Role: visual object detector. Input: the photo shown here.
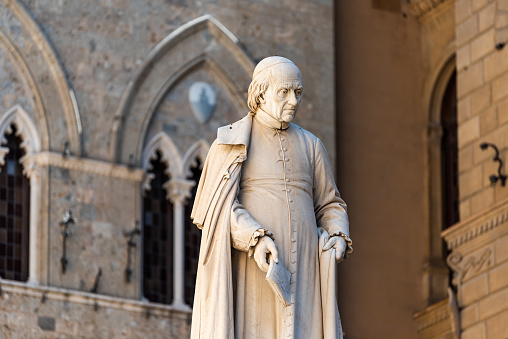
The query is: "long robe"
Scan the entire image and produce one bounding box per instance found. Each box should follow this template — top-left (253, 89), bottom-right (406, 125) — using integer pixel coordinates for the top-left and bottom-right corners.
top-left (231, 116), bottom-right (349, 338)
top-left (191, 114), bottom-right (350, 339)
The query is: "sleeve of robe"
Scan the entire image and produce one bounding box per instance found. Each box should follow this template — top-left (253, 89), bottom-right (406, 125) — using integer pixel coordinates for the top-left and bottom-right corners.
top-left (313, 138), bottom-right (352, 254)
top-left (230, 199), bottom-right (270, 253)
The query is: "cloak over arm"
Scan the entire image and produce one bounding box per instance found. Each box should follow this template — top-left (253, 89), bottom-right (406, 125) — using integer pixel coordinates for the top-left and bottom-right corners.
top-left (312, 138), bottom-right (352, 254)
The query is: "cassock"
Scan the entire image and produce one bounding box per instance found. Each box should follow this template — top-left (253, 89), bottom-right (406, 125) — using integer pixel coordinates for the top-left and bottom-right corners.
top-left (190, 114), bottom-right (351, 339)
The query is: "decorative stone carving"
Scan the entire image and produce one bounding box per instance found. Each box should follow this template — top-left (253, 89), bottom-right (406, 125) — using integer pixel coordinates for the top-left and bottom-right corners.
top-left (447, 248), bottom-right (492, 286)
top-left (142, 133), bottom-right (209, 192)
top-left (409, 0), bottom-right (451, 18)
top-left (165, 178), bottom-right (195, 204)
top-left (0, 105), bottom-right (41, 163)
top-left (442, 200), bottom-right (508, 251)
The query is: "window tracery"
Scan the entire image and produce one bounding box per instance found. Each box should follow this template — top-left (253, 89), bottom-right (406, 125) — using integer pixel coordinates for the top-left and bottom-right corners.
top-left (0, 126), bottom-right (30, 282)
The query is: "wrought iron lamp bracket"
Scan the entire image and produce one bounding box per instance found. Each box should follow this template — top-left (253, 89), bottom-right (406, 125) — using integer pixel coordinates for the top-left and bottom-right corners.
top-left (59, 209), bottom-right (77, 274)
top-left (124, 222), bottom-right (141, 283)
top-left (480, 142), bottom-right (507, 187)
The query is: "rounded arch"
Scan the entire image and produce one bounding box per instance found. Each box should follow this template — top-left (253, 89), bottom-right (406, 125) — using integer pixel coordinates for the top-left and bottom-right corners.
top-left (423, 51), bottom-right (457, 304)
top-left (182, 139), bottom-right (209, 178)
top-left (111, 14), bottom-right (255, 165)
top-left (0, 0), bottom-right (82, 155)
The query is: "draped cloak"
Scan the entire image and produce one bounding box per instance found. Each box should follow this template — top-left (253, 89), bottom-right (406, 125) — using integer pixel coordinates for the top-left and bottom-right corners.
top-left (190, 114), bottom-right (350, 339)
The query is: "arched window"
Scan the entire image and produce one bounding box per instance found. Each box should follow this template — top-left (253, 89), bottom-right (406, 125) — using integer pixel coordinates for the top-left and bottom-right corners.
top-left (142, 151), bottom-right (173, 304)
top-left (441, 71), bottom-right (459, 232)
top-left (184, 158), bottom-right (202, 306)
top-left (0, 125), bottom-right (30, 282)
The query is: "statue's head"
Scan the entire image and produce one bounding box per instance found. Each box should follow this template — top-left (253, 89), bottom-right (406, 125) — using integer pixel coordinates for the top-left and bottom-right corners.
top-left (248, 56), bottom-right (303, 123)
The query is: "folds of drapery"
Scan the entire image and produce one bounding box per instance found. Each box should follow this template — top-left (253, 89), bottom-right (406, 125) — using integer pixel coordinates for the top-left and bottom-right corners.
top-left (318, 227), bottom-right (344, 339)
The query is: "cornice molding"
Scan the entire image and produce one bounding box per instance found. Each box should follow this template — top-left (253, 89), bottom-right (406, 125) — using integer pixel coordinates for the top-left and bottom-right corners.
top-left (413, 299), bottom-right (450, 333)
top-left (442, 198), bottom-right (508, 251)
top-left (409, 0), bottom-right (452, 19)
top-left (0, 279), bottom-right (191, 317)
top-left (28, 152), bottom-right (145, 182)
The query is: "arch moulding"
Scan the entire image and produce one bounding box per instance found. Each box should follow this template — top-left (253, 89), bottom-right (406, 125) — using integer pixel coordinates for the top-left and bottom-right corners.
top-left (111, 14), bottom-right (255, 166)
top-left (0, 0), bottom-right (82, 155)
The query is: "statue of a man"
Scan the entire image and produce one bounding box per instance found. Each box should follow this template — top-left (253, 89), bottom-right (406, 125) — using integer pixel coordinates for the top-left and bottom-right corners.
top-left (190, 56), bottom-right (352, 339)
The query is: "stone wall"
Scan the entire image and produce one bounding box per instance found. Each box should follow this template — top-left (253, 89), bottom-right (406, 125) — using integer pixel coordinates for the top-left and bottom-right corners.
top-left (23, 0), bottom-right (336, 165)
top-left (443, 198), bottom-right (508, 339)
top-left (0, 0), bottom-right (335, 338)
top-left (450, 1), bottom-right (508, 335)
top-left (455, 0), bottom-right (508, 218)
top-left (0, 280), bottom-right (190, 339)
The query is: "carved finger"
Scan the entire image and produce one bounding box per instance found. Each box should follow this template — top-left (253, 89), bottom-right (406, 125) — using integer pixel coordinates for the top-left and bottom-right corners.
top-left (260, 258), bottom-right (269, 272)
top-left (335, 249), bottom-right (342, 261)
top-left (323, 237), bottom-right (337, 251)
top-left (268, 242), bottom-right (279, 263)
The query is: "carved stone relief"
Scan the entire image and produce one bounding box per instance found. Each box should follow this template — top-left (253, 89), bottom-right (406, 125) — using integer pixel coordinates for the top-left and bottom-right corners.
top-left (447, 247), bottom-right (493, 286)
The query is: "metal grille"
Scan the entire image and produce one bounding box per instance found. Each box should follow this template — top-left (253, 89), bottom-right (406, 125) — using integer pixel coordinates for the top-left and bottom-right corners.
top-left (441, 71), bottom-right (459, 231)
top-left (0, 126), bottom-right (30, 282)
top-left (184, 159), bottom-right (202, 306)
top-left (143, 152), bottom-right (173, 304)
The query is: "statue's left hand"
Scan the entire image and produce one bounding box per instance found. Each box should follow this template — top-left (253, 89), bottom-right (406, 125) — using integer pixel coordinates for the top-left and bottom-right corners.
top-left (323, 236), bottom-right (347, 261)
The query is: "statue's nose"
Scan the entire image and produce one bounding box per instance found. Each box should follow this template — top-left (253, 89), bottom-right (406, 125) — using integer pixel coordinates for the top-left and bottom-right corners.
top-left (287, 90), bottom-right (297, 106)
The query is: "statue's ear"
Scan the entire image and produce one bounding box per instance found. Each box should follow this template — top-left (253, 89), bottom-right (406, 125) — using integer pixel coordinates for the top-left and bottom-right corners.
top-left (258, 93), bottom-right (266, 104)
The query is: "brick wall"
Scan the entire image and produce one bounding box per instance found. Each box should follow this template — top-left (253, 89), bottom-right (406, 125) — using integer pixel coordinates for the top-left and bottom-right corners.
top-left (443, 199), bottom-right (508, 338)
top-left (456, 0), bottom-right (508, 218)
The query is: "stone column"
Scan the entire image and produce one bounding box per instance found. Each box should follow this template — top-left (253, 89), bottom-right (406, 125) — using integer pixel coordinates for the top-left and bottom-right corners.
top-left (22, 157), bottom-right (40, 285)
top-left (166, 178), bottom-right (195, 310)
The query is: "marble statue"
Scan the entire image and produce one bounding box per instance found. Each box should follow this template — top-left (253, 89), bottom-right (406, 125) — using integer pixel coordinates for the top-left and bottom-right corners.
top-left (190, 56), bottom-right (353, 339)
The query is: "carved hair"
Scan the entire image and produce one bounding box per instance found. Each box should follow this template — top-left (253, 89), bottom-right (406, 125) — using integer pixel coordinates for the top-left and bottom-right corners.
top-left (247, 56), bottom-right (301, 113)
top-left (247, 73), bottom-right (270, 112)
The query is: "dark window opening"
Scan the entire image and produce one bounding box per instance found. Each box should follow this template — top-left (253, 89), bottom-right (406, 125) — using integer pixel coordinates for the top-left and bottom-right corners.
top-left (0, 125), bottom-right (30, 282)
top-left (441, 71), bottom-right (459, 234)
top-left (143, 152), bottom-right (173, 304)
top-left (184, 158), bottom-right (202, 306)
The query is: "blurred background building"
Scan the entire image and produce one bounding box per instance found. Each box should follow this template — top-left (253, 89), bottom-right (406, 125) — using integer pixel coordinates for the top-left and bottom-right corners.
top-left (0, 0), bottom-right (506, 338)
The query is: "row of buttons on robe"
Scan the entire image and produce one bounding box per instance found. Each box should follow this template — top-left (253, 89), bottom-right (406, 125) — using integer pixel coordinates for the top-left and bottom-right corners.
top-left (277, 133), bottom-right (298, 283)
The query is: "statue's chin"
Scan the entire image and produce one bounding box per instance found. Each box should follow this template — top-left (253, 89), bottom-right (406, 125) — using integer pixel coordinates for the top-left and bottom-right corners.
top-left (281, 112), bottom-right (296, 123)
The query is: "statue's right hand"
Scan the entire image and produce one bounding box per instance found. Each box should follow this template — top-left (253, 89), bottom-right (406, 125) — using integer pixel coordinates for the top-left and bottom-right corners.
top-left (253, 236), bottom-right (279, 273)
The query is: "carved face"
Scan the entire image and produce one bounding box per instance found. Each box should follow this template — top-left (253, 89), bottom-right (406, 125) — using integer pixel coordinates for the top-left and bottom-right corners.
top-left (259, 63), bottom-right (303, 123)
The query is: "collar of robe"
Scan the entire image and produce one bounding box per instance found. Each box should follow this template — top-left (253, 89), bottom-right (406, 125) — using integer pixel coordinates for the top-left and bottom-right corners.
top-left (254, 109), bottom-right (290, 130)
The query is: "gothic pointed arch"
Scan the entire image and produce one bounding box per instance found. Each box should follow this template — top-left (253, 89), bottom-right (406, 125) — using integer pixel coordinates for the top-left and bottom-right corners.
top-left (0, 0), bottom-right (82, 155)
top-left (182, 140), bottom-right (209, 179)
top-left (142, 132), bottom-right (183, 192)
top-left (111, 14), bottom-right (255, 165)
top-left (0, 104), bottom-right (42, 284)
top-left (0, 105), bottom-right (41, 166)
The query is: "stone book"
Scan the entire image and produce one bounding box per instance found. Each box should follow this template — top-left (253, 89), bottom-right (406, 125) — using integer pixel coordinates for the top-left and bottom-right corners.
top-left (265, 256), bottom-right (291, 307)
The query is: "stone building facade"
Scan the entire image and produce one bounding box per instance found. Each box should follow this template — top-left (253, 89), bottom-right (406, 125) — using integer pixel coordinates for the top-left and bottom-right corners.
top-left (2, 0), bottom-right (508, 338)
top-left (335, 1), bottom-right (508, 338)
top-left (0, 0), bottom-right (335, 338)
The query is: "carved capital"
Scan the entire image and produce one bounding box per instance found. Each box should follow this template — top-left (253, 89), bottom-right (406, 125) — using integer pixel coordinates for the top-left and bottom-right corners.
top-left (164, 178), bottom-right (195, 204)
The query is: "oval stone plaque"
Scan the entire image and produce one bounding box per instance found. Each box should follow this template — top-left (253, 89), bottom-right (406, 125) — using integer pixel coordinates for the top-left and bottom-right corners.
top-left (188, 82), bottom-right (217, 123)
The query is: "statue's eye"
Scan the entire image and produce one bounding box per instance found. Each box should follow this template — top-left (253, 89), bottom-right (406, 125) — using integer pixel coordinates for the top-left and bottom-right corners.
top-left (295, 90), bottom-right (302, 96)
top-left (281, 89), bottom-right (288, 95)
